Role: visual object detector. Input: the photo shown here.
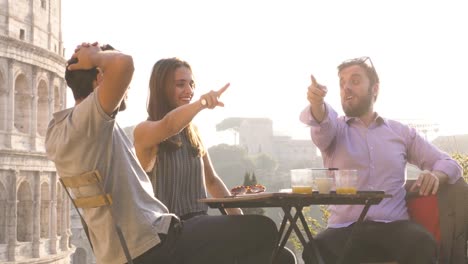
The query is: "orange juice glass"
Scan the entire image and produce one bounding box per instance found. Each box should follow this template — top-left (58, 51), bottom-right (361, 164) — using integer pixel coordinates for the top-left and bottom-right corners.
top-left (292, 186), bottom-right (313, 194)
top-left (290, 169), bottom-right (313, 194)
top-left (335, 170), bottom-right (358, 194)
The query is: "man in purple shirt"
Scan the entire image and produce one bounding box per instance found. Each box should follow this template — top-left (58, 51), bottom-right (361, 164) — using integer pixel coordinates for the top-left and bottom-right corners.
top-left (299, 57), bottom-right (462, 264)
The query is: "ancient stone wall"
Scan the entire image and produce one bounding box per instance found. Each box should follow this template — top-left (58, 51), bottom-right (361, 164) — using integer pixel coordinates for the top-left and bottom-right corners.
top-left (0, 0), bottom-right (74, 263)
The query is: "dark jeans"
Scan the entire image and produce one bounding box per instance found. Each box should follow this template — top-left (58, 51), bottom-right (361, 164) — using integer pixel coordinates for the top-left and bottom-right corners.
top-left (132, 215), bottom-right (278, 264)
top-left (181, 212), bottom-right (297, 264)
top-left (302, 220), bottom-right (437, 264)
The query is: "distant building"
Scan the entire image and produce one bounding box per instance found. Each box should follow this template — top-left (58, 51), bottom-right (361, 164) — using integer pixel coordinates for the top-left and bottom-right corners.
top-left (0, 0), bottom-right (74, 263)
top-left (238, 118), bottom-right (274, 156)
top-left (273, 135), bottom-right (320, 169)
top-left (217, 117), bottom-right (319, 169)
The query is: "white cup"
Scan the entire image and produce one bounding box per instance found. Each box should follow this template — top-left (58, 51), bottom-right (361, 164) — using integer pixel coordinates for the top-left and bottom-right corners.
top-left (316, 177), bottom-right (334, 194)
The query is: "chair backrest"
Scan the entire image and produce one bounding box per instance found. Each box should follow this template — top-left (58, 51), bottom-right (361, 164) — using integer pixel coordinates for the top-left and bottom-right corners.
top-left (405, 178), bottom-right (468, 264)
top-left (60, 170), bottom-right (134, 264)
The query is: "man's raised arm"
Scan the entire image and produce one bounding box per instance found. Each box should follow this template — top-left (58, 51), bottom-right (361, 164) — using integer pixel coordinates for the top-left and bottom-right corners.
top-left (68, 42), bottom-right (134, 115)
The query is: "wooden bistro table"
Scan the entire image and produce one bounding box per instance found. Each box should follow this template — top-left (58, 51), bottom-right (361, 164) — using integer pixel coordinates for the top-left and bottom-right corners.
top-left (199, 191), bottom-right (392, 264)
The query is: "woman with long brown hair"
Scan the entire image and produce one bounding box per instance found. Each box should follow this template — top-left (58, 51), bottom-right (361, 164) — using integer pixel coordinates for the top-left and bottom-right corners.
top-left (134, 57), bottom-right (297, 263)
top-left (134, 57), bottom-right (242, 219)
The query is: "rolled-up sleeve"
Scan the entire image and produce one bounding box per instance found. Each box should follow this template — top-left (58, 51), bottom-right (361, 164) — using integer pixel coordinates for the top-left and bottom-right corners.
top-left (299, 105), bottom-right (315, 126)
top-left (433, 159), bottom-right (462, 184)
top-left (406, 127), bottom-right (462, 184)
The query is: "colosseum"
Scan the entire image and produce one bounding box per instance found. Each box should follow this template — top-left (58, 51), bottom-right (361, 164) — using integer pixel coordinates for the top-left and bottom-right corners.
top-left (0, 0), bottom-right (76, 263)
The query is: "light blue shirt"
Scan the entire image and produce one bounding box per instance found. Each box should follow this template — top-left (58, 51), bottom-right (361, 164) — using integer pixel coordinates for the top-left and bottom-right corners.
top-left (300, 103), bottom-right (462, 228)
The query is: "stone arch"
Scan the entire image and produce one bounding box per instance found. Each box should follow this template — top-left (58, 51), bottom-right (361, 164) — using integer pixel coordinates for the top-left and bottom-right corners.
top-left (56, 182), bottom-right (63, 235)
top-left (14, 74), bottom-right (32, 134)
top-left (17, 181), bottom-right (33, 242)
top-left (40, 182), bottom-right (50, 238)
top-left (0, 71), bottom-right (6, 131)
top-left (37, 79), bottom-right (48, 136)
top-left (72, 247), bottom-right (88, 264)
top-left (0, 182), bottom-right (6, 243)
top-left (54, 85), bottom-right (61, 112)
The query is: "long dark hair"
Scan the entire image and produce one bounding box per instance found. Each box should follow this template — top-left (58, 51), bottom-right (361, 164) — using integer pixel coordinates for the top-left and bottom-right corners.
top-left (147, 58), bottom-right (205, 156)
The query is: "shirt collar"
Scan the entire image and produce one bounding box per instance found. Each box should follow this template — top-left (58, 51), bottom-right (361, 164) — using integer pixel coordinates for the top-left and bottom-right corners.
top-left (345, 112), bottom-right (387, 126)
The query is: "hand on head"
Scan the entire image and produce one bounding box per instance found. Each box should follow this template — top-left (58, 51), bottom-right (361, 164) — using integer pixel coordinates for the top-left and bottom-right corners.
top-left (67, 42), bottom-right (101, 71)
top-left (199, 83), bottom-right (230, 109)
top-left (307, 74), bottom-right (328, 106)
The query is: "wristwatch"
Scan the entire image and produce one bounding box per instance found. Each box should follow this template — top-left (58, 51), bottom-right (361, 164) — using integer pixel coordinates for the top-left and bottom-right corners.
top-left (200, 98), bottom-right (207, 106)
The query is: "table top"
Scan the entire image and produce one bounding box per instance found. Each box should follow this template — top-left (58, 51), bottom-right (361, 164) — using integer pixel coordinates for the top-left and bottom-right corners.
top-left (199, 191), bottom-right (392, 209)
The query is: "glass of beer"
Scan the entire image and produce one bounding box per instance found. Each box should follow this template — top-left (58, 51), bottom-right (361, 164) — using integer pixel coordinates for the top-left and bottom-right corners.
top-left (335, 170), bottom-right (358, 194)
top-left (290, 169), bottom-right (314, 194)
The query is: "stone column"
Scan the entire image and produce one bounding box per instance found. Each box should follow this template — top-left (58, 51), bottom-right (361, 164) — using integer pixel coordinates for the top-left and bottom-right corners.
top-left (32, 171), bottom-right (41, 258)
top-left (49, 172), bottom-right (57, 254)
top-left (58, 0), bottom-right (63, 56)
top-left (29, 0), bottom-right (34, 43)
top-left (48, 73), bottom-right (54, 119)
top-left (61, 78), bottom-right (66, 110)
top-left (30, 67), bottom-right (38, 151)
top-left (5, 59), bottom-right (14, 148)
top-left (6, 170), bottom-right (18, 262)
top-left (4, 0), bottom-right (9, 36)
top-left (0, 87), bottom-right (7, 131)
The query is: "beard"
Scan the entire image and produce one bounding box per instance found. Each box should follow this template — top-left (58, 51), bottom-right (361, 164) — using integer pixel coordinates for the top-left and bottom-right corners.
top-left (342, 87), bottom-right (374, 117)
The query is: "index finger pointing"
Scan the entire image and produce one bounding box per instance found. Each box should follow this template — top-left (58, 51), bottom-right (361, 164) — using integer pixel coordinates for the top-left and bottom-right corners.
top-left (216, 83), bottom-right (230, 97)
top-left (310, 74), bottom-right (318, 87)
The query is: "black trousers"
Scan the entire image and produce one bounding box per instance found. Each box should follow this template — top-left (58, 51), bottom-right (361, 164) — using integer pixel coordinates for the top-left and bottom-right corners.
top-left (132, 215), bottom-right (279, 264)
top-left (302, 220), bottom-right (437, 264)
top-left (180, 212), bottom-right (297, 264)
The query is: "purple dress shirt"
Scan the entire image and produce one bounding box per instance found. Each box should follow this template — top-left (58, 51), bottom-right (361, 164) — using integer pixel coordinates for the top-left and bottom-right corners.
top-left (300, 103), bottom-right (462, 228)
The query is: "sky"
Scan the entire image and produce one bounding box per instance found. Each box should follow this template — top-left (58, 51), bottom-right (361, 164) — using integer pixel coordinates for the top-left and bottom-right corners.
top-left (62, 0), bottom-right (468, 147)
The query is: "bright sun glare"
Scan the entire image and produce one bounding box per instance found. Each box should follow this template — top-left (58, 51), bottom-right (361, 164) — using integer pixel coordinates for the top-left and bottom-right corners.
top-left (62, 1), bottom-right (468, 147)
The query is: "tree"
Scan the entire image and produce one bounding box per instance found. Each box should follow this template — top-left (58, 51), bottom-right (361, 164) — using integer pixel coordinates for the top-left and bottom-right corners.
top-left (242, 171), bottom-right (252, 186)
top-left (208, 144), bottom-right (255, 189)
top-left (452, 153), bottom-right (468, 182)
top-left (253, 153), bottom-right (278, 173)
top-left (251, 172), bottom-right (257, 184)
top-left (241, 171), bottom-right (265, 216)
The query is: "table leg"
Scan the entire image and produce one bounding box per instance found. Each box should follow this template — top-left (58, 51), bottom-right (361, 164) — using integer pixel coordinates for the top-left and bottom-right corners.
top-left (273, 207), bottom-right (291, 260)
top-left (278, 206), bottom-right (301, 248)
top-left (277, 207), bottom-right (290, 246)
top-left (281, 206), bottom-right (325, 264)
top-left (336, 200), bottom-right (372, 264)
top-left (296, 206), bottom-right (314, 242)
top-left (218, 208), bottom-right (227, 215)
top-left (296, 207), bottom-right (324, 264)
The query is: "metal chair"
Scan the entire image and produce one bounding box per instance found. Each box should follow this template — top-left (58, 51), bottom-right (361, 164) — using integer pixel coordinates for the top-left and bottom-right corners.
top-left (59, 170), bottom-right (134, 264)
